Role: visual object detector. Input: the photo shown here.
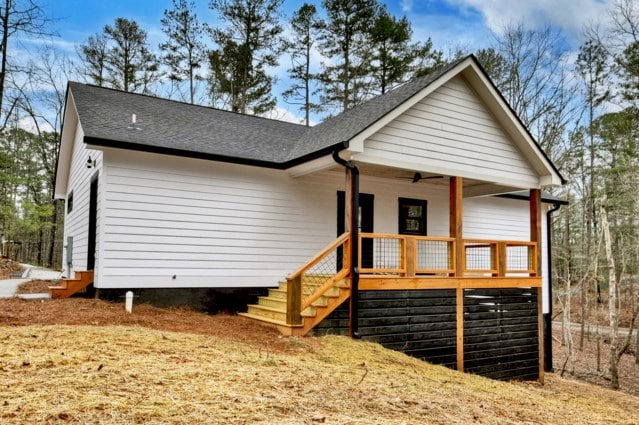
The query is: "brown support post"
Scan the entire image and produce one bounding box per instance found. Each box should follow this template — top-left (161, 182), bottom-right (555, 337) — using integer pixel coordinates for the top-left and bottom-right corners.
top-left (530, 188), bottom-right (544, 383)
top-left (450, 177), bottom-right (464, 372)
top-left (497, 242), bottom-right (507, 277)
top-left (450, 177), bottom-right (464, 277)
top-left (344, 169), bottom-right (352, 233)
top-left (530, 189), bottom-right (542, 277)
top-left (456, 285), bottom-right (464, 372)
top-left (286, 275), bottom-right (302, 326)
top-left (405, 237), bottom-right (416, 277)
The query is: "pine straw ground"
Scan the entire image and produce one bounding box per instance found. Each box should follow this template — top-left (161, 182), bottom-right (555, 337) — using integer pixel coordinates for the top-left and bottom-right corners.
top-left (1, 298), bottom-right (639, 424)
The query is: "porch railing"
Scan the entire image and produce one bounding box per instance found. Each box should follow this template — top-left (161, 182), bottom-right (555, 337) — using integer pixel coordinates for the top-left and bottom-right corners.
top-left (359, 233), bottom-right (455, 276)
top-left (285, 232), bottom-right (351, 325)
top-left (359, 233), bottom-right (536, 278)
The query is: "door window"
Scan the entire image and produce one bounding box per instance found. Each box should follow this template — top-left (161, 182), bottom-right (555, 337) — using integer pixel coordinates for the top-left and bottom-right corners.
top-left (398, 198), bottom-right (427, 235)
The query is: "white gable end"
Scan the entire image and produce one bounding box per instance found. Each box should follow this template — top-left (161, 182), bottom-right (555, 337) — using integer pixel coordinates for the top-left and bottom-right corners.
top-left (358, 76), bottom-right (539, 189)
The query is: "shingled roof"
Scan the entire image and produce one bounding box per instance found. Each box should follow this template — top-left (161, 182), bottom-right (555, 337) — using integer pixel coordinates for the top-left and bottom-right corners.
top-left (285, 58), bottom-right (464, 161)
top-left (69, 82), bottom-right (309, 166)
top-left (67, 57), bottom-right (468, 168)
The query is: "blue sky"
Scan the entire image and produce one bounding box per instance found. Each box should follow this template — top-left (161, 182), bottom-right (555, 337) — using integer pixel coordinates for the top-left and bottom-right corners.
top-left (45, 0), bottom-right (610, 49)
top-left (34, 0), bottom-right (613, 123)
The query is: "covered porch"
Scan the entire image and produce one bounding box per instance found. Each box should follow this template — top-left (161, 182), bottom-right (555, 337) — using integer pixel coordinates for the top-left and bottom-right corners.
top-left (243, 170), bottom-right (545, 380)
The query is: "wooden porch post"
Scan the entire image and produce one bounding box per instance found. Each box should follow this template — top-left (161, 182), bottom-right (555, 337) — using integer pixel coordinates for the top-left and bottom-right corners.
top-left (530, 188), bottom-right (544, 383)
top-left (450, 176), bottom-right (464, 372)
top-left (344, 169), bottom-right (352, 233)
top-left (450, 177), bottom-right (464, 277)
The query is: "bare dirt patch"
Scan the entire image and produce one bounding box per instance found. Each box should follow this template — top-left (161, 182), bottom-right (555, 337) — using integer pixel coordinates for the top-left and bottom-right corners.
top-left (0, 258), bottom-right (21, 279)
top-left (15, 279), bottom-right (54, 294)
top-left (0, 298), bottom-right (299, 354)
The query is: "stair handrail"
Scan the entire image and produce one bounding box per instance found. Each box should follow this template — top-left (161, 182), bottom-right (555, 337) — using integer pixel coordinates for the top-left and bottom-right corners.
top-left (286, 232), bottom-right (351, 325)
top-left (301, 268), bottom-right (350, 311)
top-left (286, 232), bottom-right (351, 281)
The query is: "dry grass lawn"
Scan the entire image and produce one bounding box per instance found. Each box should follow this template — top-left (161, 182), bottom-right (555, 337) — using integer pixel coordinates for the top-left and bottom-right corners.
top-left (1, 299), bottom-right (638, 424)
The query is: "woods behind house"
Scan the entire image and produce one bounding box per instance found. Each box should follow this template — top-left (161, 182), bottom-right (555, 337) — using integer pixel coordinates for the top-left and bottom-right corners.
top-left (0, 0), bottom-right (638, 389)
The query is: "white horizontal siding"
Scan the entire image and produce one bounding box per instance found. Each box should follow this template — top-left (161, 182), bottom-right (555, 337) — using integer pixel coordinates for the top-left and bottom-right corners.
top-left (99, 150), bottom-right (343, 288)
top-left (98, 149), bottom-right (547, 291)
top-left (359, 175), bottom-right (449, 237)
top-left (61, 120), bottom-right (103, 277)
top-left (464, 197), bottom-right (530, 241)
top-left (362, 76), bottom-right (539, 187)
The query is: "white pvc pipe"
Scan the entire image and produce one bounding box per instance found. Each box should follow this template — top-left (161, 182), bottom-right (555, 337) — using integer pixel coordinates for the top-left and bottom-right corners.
top-left (125, 291), bottom-right (133, 313)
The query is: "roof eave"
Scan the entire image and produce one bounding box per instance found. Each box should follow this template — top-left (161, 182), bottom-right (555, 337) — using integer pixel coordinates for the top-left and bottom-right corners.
top-left (54, 85), bottom-right (78, 200)
top-left (84, 137), bottom-right (349, 170)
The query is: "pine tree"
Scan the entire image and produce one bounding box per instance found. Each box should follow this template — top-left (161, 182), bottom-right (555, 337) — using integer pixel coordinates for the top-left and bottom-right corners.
top-left (160, 0), bottom-right (207, 104)
top-left (78, 33), bottom-right (109, 86)
top-left (208, 0), bottom-right (282, 114)
top-left (368, 7), bottom-right (414, 95)
top-left (316, 0), bottom-right (379, 112)
top-left (282, 3), bottom-right (319, 126)
top-left (103, 18), bottom-right (158, 93)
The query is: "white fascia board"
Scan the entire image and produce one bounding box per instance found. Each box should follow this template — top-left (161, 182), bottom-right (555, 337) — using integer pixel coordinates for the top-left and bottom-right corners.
top-left (460, 64), bottom-right (563, 185)
top-left (286, 146), bottom-right (368, 177)
top-left (286, 154), bottom-right (336, 177)
top-left (540, 174), bottom-right (563, 187)
top-left (54, 92), bottom-right (79, 200)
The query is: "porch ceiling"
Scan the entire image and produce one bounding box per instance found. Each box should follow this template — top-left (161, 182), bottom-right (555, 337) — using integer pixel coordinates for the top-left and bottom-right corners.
top-left (342, 162), bottom-right (523, 196)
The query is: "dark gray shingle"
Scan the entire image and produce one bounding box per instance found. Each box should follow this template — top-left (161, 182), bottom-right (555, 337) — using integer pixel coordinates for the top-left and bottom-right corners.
top-left (69, 82), bottom-right (309, 164)
top-left (68, 57), bottom-right (471, 166)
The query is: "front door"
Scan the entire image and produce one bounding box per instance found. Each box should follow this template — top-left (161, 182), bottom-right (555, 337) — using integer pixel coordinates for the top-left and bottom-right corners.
top-left (337, 191), bottom-right (374, 268)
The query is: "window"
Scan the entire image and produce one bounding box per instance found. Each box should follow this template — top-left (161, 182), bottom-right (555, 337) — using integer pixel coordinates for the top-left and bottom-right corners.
top-left (67, 191), bottom-right (74, 214)
top-left (398, 198), bottom-right (427, 235)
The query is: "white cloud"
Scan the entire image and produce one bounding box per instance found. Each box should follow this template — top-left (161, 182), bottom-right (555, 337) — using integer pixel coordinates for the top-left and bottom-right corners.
top-left (444, 0), bottom-right (611, 43)
top-left (401, 0), bottom-right (414, 13)
top-left (17, 116), bottom-right (55, 134)
top-left (259, 106), bottom-right (309, 125)
top-left (408, 9), bottom-right (492, 53)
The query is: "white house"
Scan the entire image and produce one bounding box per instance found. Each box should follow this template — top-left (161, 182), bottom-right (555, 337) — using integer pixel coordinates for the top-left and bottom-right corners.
top-left (54, 56), bottom-right (565, 380)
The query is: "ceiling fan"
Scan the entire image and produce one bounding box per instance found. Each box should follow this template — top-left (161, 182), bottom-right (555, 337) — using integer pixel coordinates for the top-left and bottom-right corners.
top-left (409, 172), bottom-right (445, 183)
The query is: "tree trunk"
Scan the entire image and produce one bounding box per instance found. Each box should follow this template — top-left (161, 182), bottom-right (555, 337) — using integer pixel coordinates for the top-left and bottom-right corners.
top-left (635, 308), bottom-right (639, 365)
top-left (561, 207), bottom-right (574, 375)
top-left (600, 197), bottom-right (620, 389)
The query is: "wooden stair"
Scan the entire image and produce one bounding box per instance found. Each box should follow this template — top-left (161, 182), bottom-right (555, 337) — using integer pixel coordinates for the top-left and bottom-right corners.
top-left (48, 271), bottom-right (94, 299)
top-left (239, 278), bottom-right (350, 336)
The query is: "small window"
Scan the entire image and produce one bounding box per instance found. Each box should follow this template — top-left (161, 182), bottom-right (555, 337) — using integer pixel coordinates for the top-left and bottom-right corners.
top-left (399, 198), bottom-right (427, 235)
top-left (67, 191), bottom-right (74, 214)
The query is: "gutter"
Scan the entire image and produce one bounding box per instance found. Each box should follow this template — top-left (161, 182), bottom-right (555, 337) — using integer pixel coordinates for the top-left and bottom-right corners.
top-left (545, 202), bottom-right (562, 372)
top-left (83, 138), bottom-right (350, 171)
top-left (332, 150), bottom-right (361, 339)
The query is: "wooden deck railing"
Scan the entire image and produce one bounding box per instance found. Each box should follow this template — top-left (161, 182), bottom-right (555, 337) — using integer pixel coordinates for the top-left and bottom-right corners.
top-left (285, 232), bottom-right (351, 325)
top-left (359, 233), bottom-right (536, 278)
top-left (283, 232), bottom-right (536, 325)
